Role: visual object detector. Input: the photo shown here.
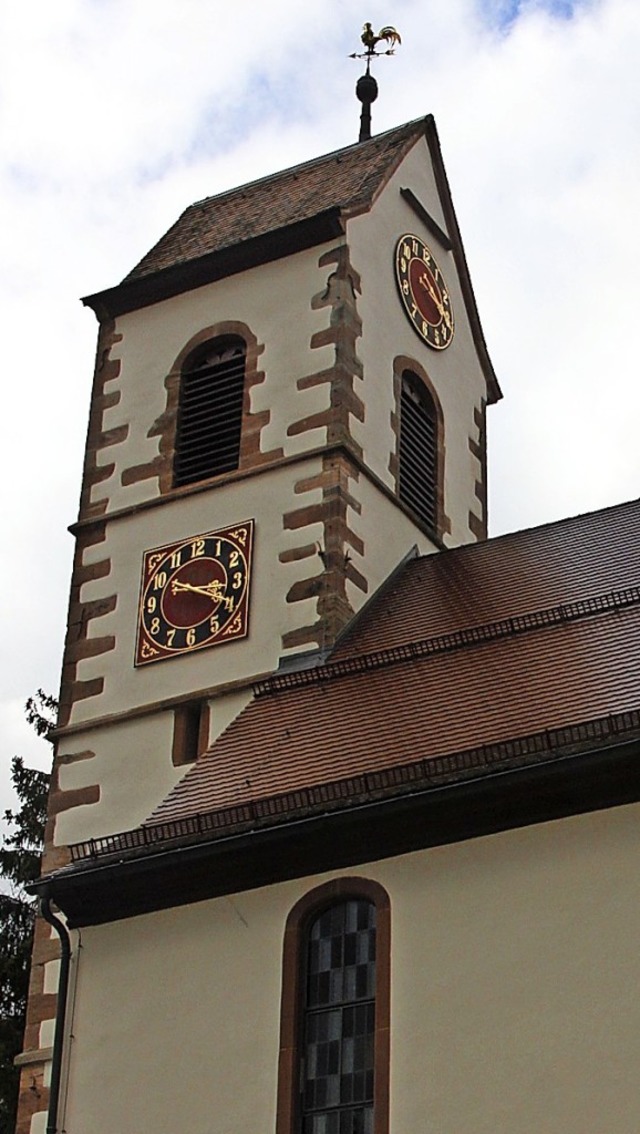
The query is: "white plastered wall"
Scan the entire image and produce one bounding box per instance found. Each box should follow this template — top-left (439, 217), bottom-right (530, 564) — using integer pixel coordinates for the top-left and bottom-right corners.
top-left (61, 802), bottom-right (640, 1134)
top-left (55, 688), bottom-right (251, 844)
top-left (343, 473), bottom-right (438, 613)
top-left (347, 136), bottom-right (489, 546)
top-left (94, 242), bottom-right (340, 514)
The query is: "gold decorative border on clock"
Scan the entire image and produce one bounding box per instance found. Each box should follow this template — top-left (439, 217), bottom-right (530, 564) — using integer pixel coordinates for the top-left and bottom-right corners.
top-left (135, 520), bottom-right (254, 666)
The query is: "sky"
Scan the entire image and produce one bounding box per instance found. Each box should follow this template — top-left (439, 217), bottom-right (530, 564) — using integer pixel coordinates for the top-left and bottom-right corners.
top-left (0, 0), bottom-right (638, 811)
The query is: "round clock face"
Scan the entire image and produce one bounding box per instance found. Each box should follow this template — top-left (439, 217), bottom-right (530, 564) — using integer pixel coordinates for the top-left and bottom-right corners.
top-left (395, 234), bottom-right (454, 350)
top-left (135, 521), bottom-right (254, 666)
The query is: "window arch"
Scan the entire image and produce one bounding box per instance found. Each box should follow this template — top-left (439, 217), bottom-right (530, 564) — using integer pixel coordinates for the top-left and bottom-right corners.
top-left (398, 369), bottom-right (438, 532)
top-left (173, 335), bottom-right (246, 487)
top-left (277, 879), bottom-right (390, 1134)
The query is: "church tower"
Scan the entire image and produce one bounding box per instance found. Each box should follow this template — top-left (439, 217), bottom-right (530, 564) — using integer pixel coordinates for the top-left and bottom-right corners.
top-left (50, 113), bottom-right (499, 853)
top-left (17, 113), bottom-right (505, 1133)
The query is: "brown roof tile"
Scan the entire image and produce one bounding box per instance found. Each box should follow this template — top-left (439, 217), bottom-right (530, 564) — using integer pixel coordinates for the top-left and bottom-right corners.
top-left (126, 119), bottom-right (424, 282)
top-left (143, 499), bottom-right (640, 830)
top-left (331, 498), bottom-right (640, 657)
top-left (146, 605), bottom-right (640, 825)
top-left (83, 116), bottom-right (502, 401)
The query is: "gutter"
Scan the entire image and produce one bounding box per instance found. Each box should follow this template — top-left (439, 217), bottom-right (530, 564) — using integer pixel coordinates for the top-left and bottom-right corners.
top-left (40, 898), bottom-right (72, 1134)
top-left (28, 734), bottom-right (640, 929)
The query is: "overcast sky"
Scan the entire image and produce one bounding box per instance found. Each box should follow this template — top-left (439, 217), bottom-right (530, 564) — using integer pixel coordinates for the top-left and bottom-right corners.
top-left (1, 0), bottom-right (638, 810)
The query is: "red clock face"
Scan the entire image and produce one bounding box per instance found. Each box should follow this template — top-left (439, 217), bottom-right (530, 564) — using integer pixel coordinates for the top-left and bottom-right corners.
top-left (135, 521), bottom-right (254, 666)
top-left (395, 234), bottom-right (454, 350)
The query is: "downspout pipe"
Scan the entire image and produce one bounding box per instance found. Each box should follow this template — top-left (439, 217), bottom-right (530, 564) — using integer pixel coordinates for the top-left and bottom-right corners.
top-left (40, 897), bottom-right (72, 1134)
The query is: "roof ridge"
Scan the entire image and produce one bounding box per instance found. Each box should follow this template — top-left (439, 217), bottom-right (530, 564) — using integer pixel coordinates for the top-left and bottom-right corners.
top-left (254, 585), bottom-right (640, 696)
top-left (68, 706), bottom-right (640, 864)
top-left (480, 496), bottom-right (640, 552)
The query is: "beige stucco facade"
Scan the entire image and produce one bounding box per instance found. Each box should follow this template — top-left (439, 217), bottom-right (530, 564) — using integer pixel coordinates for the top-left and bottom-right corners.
top-left (54, 802), bottom-right (640, 1134)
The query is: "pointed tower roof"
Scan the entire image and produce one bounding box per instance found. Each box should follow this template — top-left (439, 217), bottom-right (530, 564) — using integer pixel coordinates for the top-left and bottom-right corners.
top-left (127, 119), bottom-right (422, 283)
top-left (82, 114), bottom-right (501, 401)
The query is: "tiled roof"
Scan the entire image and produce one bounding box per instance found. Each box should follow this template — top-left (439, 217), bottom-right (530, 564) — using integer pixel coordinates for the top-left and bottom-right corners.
top-left (126, 119), bottom-right (424, 282)
top-left (331, 497), bottom-right (640, 656)
top-left (141, 498), bottom-right (640, 830)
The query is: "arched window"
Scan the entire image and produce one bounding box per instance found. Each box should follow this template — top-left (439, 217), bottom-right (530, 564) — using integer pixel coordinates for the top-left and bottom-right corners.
top-left (302, 899), bottom-right (376, 1134)
top-left (277, 879), bottom-right (390, 1134)
top-left (398, 369), bottom-right (438, 531)
top-left (173, 335), bottom-right (246, 487)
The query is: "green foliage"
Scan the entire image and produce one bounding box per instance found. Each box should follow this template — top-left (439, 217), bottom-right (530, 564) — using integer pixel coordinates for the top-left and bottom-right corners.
top-left (0, 692), bottom-right (54, 1133)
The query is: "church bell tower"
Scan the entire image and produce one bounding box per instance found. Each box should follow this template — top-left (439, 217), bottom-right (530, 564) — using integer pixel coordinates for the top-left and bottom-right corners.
top-left (17, 103), bottom-right (501, 1134)
top-left (51, 113), bottom-right (500, 820)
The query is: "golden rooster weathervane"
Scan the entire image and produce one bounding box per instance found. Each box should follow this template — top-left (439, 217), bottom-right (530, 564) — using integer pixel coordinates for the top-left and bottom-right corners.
top-left (349, 22), bottom-right (402, 143)
top-left (355, 23), bottom-right (402, 57)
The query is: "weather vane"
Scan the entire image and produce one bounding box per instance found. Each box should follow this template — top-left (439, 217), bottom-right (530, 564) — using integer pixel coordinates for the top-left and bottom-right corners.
top-left (350, 22), bottom-right (402, 143)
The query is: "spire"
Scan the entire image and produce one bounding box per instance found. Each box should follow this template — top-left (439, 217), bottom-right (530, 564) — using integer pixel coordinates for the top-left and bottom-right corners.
top-left (349, 22), bottom-right (401, 143)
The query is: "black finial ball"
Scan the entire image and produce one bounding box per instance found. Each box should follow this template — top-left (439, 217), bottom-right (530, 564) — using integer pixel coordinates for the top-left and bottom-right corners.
top-left (356, 72), bottom-right (379, 105)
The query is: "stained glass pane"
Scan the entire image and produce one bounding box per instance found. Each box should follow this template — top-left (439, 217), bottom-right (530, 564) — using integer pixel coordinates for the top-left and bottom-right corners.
top-left (302, 900), bottom-right (376, 1134)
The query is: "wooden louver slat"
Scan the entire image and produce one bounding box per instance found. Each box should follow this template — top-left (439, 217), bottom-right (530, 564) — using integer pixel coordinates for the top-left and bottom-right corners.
top-left (173, 340), bottom-right (246, 487)
top-left (398, 373), bottom-right (438, 531)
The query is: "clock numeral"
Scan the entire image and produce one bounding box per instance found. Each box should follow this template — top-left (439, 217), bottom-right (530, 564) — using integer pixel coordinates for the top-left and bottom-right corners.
top-left (150, 617), bottom-right (160, 636)
top-left (412, 238), bottom-right (419, 255)
top-left (402, 279), bottom-right (409, 295)
top-left (214, 540), bottom-right (222, 556)
top-left (170, 550), bottom-right (182, 569)
top-left (232, 571), bottom-right (243, 590)
top-left (402, 242), bottom-right (411, 260)
top-left (153, 571), bottom-right (167, 591)
top-left (229, 549), bottom-right (239, 568)
top-left (147, 596), bottom-right (156, 614)
top-left (210, 616), bottom-right (220, 635)
top-left (167, 629), bottom-right (176, 647)
top-left (191, 539), bottom-right (205, 558)
top-left (186, 627), bottom-right (196, 647)
top-left (422, 320), bottom-right (429, 337)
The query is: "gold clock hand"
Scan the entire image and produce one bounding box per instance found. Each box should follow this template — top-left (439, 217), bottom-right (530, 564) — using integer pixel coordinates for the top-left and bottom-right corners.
top-left (171, 580), bottom-right (224, 600)
top-left (418, 272), bottom-right (452, 330)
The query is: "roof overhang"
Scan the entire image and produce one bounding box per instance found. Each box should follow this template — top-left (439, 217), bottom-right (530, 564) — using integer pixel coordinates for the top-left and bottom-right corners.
top-left (31, 735), bottom-right (640, 928)
top-left (82, 207), bottom-right (346, 320)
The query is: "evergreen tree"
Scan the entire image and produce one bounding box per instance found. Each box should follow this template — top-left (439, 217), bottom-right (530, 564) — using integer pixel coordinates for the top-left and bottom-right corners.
top-left (0, 691), bottom-right (54, 1132)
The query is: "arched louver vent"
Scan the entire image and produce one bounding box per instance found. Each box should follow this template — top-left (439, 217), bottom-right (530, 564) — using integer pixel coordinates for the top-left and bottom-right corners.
top-left (173, 336), bottom-right (246, 488)
top-left (398, 371), bottom-right (437, 531)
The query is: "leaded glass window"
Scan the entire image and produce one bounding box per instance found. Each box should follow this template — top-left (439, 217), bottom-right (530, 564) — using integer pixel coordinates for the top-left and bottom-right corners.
top-left (301, 899), bottom-right (376, 1134)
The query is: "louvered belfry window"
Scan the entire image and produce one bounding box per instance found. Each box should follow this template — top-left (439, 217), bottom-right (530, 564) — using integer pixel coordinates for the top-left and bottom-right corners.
top-left (398, 370), bottom-right (438, 531)
top-left (173, 336), bottom-right (246, 488)
top-left (301, 899), bottom-right (376, 1134)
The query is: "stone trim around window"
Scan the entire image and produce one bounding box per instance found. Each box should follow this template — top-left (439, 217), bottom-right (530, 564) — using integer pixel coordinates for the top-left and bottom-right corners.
top-left (122, 320), bottom-right (283, 495)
